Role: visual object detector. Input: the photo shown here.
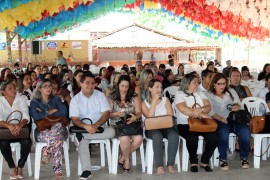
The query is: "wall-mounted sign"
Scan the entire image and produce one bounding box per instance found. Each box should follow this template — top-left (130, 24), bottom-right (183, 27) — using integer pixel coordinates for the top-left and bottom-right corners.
top-left (47, 42), bottom-right (57, 50)
top-left (60, 41), bottom-right (69, 49)
top-left (0, 42), bottom-right (6, 50)
top-left (11, 42), bottom-right (18, 50)
top-left (72, 42), bottom-right (82, 49)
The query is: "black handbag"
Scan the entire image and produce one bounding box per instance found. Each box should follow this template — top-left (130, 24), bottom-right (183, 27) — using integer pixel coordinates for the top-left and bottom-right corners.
top-left (0, 110), bottom-right (29, 140)
top-left (69, 118), bottom-right (104, 134)
top-left (227, 109), bottom-right (252, 124)
top-left (115, 115), bottom-right (143, 136)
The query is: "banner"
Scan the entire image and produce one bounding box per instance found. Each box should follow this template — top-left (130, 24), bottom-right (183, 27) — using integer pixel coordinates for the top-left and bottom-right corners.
top-left (47, 42), bottom-right (57, 50)
top-left (11, 41), bottom-right (18, 50)
top-left (71, 41), bottom-right (82, 49)
top-left (0, 42), bottom-right (6, 50)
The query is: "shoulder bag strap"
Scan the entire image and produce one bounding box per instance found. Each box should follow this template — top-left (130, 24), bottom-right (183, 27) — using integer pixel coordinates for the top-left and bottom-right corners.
top-left (81, 118), bottom-right (93, 124)
top-left (6, 110), bottom-right (22, 123)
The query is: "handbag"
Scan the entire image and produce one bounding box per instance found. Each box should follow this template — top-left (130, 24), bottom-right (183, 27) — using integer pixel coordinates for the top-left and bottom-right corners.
top-left (69, 118), bottom-right (104, 134)
top-left (115, 115), bottom-right (143, 136)
top-left (35, 116), bottom-right (69, 131)
top-left (227, 110), bottom-right (252, 124)
top-left (250, 116), bottom-right (265, 134)
top-left (0, 110), bottom-right (29, 140)
top-left (188, 103), bottom-right (218, 132)
top-left (144, 115), bottom-right (176, 130)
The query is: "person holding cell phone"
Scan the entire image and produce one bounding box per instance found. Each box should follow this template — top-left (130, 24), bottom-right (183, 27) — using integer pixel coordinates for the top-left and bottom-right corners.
top-left (108, 75), bottom-right (143, 173)
top-left (205, 73), bottom-right (251, 171)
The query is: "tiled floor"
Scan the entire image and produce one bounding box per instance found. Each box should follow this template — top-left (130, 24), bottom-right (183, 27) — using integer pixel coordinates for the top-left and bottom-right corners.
top-left (1, 141), bottom-right (270, 180)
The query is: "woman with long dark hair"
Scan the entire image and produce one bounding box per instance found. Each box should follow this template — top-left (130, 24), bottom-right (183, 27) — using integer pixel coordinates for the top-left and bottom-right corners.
top-left (258, 63), bottom-right (270, 81)
top-left (108, 75), bottom-right (143, 172)
top-left (205, 73), bottom-right (251, 170)
top-left (67, 69), bottom-right (83, 98)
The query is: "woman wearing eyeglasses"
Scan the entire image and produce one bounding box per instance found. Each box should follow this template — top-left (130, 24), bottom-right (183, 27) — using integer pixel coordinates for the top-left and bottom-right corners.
top-left (30, 79), bottom-right (68, 179)
top-left (205, 73), bottom-right (251, 171)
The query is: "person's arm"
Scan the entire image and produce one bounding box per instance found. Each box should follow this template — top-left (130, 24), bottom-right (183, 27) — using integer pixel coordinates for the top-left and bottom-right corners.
top-left (20, 96), bottom-right (30, 124)
top-left (201, 99), bottom-right (211, 114)
top-left (108, 98), bottom-right (124, 119)
top-left (165, 98), bottom-right (174, 116)
top-left (212, 113), bottom-right (228, 124)
top-left (94, 111), bottom-right (110, 127)
top-left (51, 97), bottom-right (67, 117)
top-left (244, 86), bottom-right (252, 97)
top-left (127, 96), bottom-right (142, 124)
top-left (30, 100), bottom-right (48, 120)
top-left (176, 102), bottom-right (194, 117)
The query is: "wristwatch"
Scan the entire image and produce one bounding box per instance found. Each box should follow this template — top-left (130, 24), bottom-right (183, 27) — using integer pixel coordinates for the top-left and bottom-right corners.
top-left (201, 107), bottom-right (204, 113)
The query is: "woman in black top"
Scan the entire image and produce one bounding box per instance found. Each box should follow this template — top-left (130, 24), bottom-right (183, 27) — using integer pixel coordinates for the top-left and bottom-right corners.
top-left (229, 69), bottom-right (252, 100)
top-left (258, 63), bottom-right (270, 81)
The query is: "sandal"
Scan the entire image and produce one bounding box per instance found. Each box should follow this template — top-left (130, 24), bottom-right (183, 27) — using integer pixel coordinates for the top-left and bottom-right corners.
top-left (54, 173), bottom-right (63, 179)
top-left (220, 160), bottom-right (229, 170)
top-left (242, 159), bottom-right (249, 169)
top-left (17, 168), bottom-right (24, 179)
top-left (10, 168), bottom-right (18, 180)
top-left (200, 164), bottom-right (213, 172)
top-left (157, 167), bottom-right (164, 175)
top-left (41, 154), bottom-right (50, 167)
top-left (167, 166), bottom-right (175, 174)
top-left (190, 165), bottom-right (198, 172)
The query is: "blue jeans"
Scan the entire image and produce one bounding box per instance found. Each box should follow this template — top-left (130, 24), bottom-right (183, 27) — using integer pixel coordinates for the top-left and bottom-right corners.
top-left (217, 121), bottom-right (251, 161)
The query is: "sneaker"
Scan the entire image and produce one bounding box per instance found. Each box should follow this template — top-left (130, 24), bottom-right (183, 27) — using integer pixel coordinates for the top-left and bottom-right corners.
top-left (242, 160), bottom-right (249, 169)
top-left (220, 160), bottom-right (229, 170)
top-left (79, 170), bottom-right (91, 179)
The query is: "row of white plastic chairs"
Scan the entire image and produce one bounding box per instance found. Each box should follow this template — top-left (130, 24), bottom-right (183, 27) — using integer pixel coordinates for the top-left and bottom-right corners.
top-left (1, 96), bottom-right (269, 179)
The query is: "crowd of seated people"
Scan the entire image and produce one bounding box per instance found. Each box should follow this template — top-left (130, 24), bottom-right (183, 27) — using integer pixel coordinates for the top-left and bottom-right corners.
top-left (0, 59), bottom-right (269, 180)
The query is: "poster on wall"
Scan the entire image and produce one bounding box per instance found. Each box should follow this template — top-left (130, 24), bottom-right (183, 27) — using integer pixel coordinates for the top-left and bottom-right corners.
top-left (59, 41), bottom-right (70, 49)
top-left (11, 42), bottom-right (18, 50)
top-left (22, 42), bottom-right (31, 50)
top-left (71, 42), bottom-right (82, 49)
top-left (0, 42), bottom-right (6, 50)
top-left (47, 42), bottom-right (57, 50)
top-left (178, 50), bottom-right (189, 64)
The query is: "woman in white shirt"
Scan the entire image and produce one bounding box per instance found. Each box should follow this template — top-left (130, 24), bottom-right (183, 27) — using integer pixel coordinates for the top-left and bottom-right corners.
top-left (142, 79), bottom-right (179, 174)
top-left (205, 73), bottom-right (251, 170)
top-left (0, 80), bottom-right (32, 179)
top-left (174, 73), bottom-right (219, 173)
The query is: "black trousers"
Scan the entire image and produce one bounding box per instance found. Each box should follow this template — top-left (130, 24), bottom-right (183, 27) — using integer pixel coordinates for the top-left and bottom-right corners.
top-left (0, 138), bottom-right (32, 168)
top-left (178, 124), bottom-right (219, 164)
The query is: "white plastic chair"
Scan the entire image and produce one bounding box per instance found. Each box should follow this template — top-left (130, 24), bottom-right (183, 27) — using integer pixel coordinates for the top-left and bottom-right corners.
top-left (180, 136), bottom-right (214, 171)
top-left (111, 138), bottom-right (145, 174)
top-left (145, 138), bottom-right (180, 174)
top-left (34, 141), bottom-right (70, 179)
top-left (0, 142), bottom-right (32, 180)
top-left (77, 139), bottom-right (112, 175)
top-left (241, 97), bottom-right (270, 168)
top-left (163, 86), bottom-right (179, 102)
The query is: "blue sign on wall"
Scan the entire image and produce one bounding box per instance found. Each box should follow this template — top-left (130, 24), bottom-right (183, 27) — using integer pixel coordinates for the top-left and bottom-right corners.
top-left (47, 42), bottom-right (57, 50)
top-left (0, 42), bottom-right (6, 50)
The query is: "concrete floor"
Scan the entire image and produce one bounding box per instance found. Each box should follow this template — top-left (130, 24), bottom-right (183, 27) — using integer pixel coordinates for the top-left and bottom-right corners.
top-left (2, 141), bottom-right (270, 180)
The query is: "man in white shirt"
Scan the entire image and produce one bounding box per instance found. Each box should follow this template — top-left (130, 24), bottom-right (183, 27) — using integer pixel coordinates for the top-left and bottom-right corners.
top-left (70, 72), bottom-right (115, 179)
top-left (198, 69), bottom-right (215, 93)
